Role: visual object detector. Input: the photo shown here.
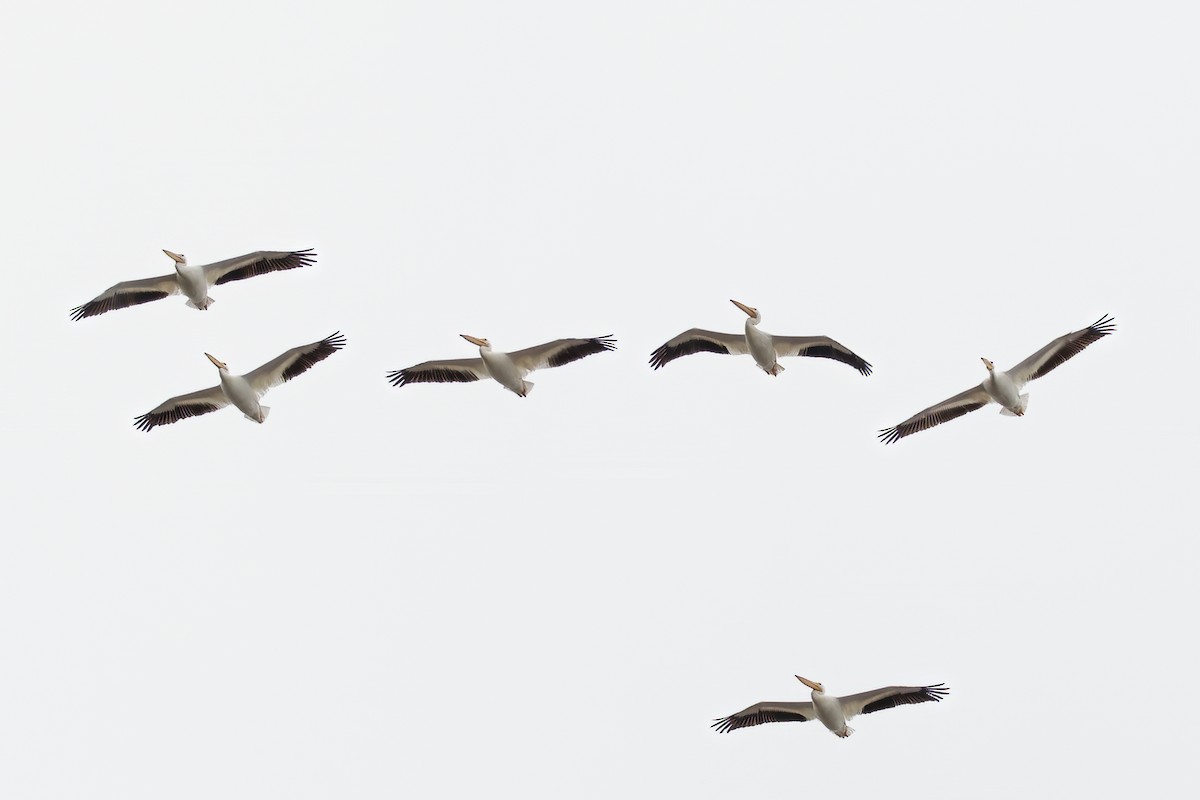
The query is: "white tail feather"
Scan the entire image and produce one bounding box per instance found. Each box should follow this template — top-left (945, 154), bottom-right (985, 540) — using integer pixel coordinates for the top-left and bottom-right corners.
top-left (520, 381), bottom-right (535, 397)
top-left (185, 296), bottom-right (215, 311)
top-left (1000, 394), bottom-right (1030, 417)
top-left (243, 406), bottom-right (270, 423)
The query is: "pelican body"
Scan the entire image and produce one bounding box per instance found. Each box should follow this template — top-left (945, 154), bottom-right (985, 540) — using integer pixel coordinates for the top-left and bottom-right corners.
top-left (470, 336), bottom-right (533, 396)
top-left (71, 248), bottom-right (317, 320)
top-left (387, 334), bottom-right (617, 397)
top-left (134, 332), bottom-right (346, 431)
top-left (713, 676), bottom-right (949, 739)
top-left (649, 300), bottom-right (872, 377)
top-left (879, 315), bottom-right (1116, 444)
top-left (800, 676), bottom-right (853, 737)
top-left (171, 252), bottom-right (212, 309)
top-left (207, 353), bottom-right (266, 422)
top-left (738, 300), bottom-right (784, 375)
top-left (982, 358), bottom-right (1024, 413)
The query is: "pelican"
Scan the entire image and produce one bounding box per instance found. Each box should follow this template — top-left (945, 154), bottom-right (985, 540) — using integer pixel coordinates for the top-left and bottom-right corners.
top-left (70, 248), bottom-right (317, 320)
top-left (714, 676), bottom-right (949, 739)
top-left (650, 300), bottom-right (872, 376)
top-left (387, 334), bottom-right (617, 397)
top-left (134, 332), bottom-right (346, 431)
top-left (878, 314), bottom-right (1116, 444)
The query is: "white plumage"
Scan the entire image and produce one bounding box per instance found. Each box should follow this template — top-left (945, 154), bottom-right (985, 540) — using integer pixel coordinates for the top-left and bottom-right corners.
top-left (134, 332), bottom-right (345, 431)
top-left (71, 248), bottom-right (316, 320)
top-left (879, 315), bottom-right (1116, 444)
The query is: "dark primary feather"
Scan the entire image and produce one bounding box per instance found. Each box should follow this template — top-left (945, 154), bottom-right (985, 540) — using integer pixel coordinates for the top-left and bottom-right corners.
top-left (544, 335), bottom-right (617, 368)
top-left (860, 684), bottom-right (950, 714)
top-left (279, 331), bottom-right (346, 383)
top-left (649, 334), bottom-right (732, 370)
top-left (386, 360), bottom-right (484, 387)
top-left (1024, 314), bottom-right (1116, 382)
top-left (70, 290), bottom-right (172, 321)
top-left (878, 386), bottom-right (990, 445)
top-left (212, 249), bottom-right (318, 285)
top-left (133, 400), bottom-right (224, 432)
top-left (711, 702), bottom-right (813, 734)
top-left (790, 341), bottom-right (873, 376)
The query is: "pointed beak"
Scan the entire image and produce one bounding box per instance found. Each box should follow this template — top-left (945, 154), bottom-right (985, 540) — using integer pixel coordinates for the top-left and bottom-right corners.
top-left (980, 357), bottom-right (993, 371)
top-left (730, 299), bottom-right (755, 318)
top-left (461, 334), bottom-right (487, 347)
top-left (163, 249), bottom-right (185, 264)
top-left (205, 352), bottom-right (226, 369)
top-left (795, 675), bottom-right (821, 691)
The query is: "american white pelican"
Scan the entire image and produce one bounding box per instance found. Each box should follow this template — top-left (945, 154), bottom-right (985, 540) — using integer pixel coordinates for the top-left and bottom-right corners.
top-left (714, 676), bottom-right (949, 738)
top-left (878, 314), bottom-right (1116, 444)
top-left (134, 332), bottom-right (346, 431)
top-left (71, 248), bottom-right (316, 320)
top-left (387, 335), bottom-right (617, 397)
top-left (650, 300), bottom-right (872, 376)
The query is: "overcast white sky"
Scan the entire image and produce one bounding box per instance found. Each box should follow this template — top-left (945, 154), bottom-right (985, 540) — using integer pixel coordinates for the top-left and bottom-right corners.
top-left (2, 1), bottom-right (1197, 797)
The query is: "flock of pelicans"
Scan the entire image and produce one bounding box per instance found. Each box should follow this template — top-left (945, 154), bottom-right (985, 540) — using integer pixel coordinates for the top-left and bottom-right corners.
top-left (71, 246), bottom-right (1118, 738)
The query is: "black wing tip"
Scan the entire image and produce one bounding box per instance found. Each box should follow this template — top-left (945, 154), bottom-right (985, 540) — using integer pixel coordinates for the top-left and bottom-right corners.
top-left (924, 683), bottom-right (950, 700)
top-left (593, 335), bottom-right (618, 351)
top-left (648, 345), bottom-right (669, 370)
top-left (69, 304), bottom-right (89, 321)
top-left (878, 426), bottom-right (902, 445)
top-left (710, 716), bottom-right (737, 734)
top-left (291, 248), bottom-right (318, 266)
top-left (1089, 314), bottom-right (1117, 336)
top-left (385, 369), bottom-right (408, 387)
top-left (320, 331), bottom-right (348, 349)
top-left (858, 360), bottom-right (874, 377)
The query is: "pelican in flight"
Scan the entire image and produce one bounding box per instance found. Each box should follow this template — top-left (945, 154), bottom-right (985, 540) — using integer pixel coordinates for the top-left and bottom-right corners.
top-left (878, 314), bottom-right (1116, 444)
top-left (387, 334), bottom-right (617, 397)
top-left (650, 300), bottom-right (872, 377)
top-left (134, 332), bottom-right (346, 431)
top-left (70, 248), bottom-right (317, 320)
top-left (714, 676), bottom-right (949, 739)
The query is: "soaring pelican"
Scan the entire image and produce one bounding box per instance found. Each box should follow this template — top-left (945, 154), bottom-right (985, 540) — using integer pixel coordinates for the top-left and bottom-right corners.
top-left (878, 314), bottom-right (1116, 444)
top-left (650, 300), bottom-right (872, 376)
top-left (134, 332), bottom-right (346, 431)
top-left (70, 248), bottom-right (317, 320)
top-left (387, 335), bottom-right (617, 397)
top-left (714, 676), bottom-right (949, 739)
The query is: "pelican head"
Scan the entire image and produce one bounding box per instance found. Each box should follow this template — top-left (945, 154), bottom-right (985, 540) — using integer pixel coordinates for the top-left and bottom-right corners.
top-left (461, 334), bottom-right (491, 350)
top-left (796, 675), bottom-right (825, 694)
top-left (730, 299), bottom-right (760, 321)
top-left (981, 357), bottom-right (995, 372)
top-left (205, 352), bottom-right (228, 371)
top-left (163, 249), bottom-right (187, 266)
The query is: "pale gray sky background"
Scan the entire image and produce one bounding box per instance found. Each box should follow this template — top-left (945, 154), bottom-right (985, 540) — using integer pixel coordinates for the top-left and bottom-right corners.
top-left (2, 2), bottom-right (1197, 797)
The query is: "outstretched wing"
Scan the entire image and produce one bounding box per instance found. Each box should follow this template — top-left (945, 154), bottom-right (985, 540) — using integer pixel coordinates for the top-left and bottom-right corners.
top-left (202, 249), bottom-right (318, 286)
top-left (1006, 314), bottom-right (1116, 387)
top-left (243, 331), bottom-right (347, 396)
top-left (837, 684), bottom-right (950, 720)
top-left (507, 336), bottom-right (617, 374)
top-left (649, 329), bottom-right (747, 370)
top-left (711, 701), bottom-right (815, 733)
top-left (70, 273), bottom-right (179, 320)
top-left (134, 384), bottom-right (229, 431)
top-left (772, 335), bottom-right (873, 376)
top-left (387, 358), bottom-right (488, 387)
top-left (878, 384), bottom-right (991, 444)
